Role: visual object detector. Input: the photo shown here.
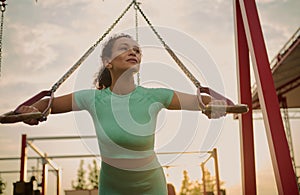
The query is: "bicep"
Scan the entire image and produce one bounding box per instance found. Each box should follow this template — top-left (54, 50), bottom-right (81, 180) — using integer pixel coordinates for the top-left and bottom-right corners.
top-left (167, 91), bottom-right (212, 110)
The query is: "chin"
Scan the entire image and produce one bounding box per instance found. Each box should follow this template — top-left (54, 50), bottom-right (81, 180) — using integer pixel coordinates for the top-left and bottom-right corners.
top-left (130, 64), bottom-right (140, 73)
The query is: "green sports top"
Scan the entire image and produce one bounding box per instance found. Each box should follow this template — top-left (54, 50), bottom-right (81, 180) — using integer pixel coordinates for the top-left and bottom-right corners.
top-left (74, 86), bottom-right (174, 161)
top-left (75, 86), bottom-right (173, 194)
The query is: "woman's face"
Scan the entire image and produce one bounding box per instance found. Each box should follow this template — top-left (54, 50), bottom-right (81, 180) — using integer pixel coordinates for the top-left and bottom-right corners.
top-left (107, 37), bottom-right (142, 73)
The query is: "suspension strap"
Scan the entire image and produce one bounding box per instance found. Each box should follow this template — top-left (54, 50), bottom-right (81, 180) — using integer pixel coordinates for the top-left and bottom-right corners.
top-left (0, 0), bottom-right (6, 77)
top-left (134, 1), bottom-right (141, 85)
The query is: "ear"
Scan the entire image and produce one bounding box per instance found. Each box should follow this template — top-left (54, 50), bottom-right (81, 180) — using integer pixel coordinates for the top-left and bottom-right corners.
top-left (103, 57), bottom-right (112, 69)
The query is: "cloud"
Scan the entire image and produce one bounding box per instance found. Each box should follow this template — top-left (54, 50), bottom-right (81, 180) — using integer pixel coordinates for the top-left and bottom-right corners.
top-left (181, 1), bottom-right (233, 35)
top-left (257, 0), bottom-right (288, 4)
top-left (179, 0), bottom-right (299, 66)
top-left (37, 0), bottom-right (91, 8)
top-left (8, 23), bottom-right (62, 71)
top-left (256, 0), bottom-right (300, 58)
top-left (1, 3), bottom-right (104, 85)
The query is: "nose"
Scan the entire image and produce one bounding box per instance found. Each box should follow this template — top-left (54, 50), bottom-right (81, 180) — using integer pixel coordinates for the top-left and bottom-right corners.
top-left (128, 49), bottom-right (137, 56)
top-left (129, 47), bottom-right (141, 55)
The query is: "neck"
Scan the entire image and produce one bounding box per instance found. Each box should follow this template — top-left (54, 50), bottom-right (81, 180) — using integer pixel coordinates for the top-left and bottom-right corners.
top-left (110, 71), bottom-right (136, 95)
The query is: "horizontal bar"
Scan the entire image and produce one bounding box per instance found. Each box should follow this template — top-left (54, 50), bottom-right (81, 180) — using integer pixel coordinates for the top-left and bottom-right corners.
top-left (27, 135), bottom-right (97, 141)
top-left (0, 169), bottom-right (57, 174)
top-left (157, 151), bottom-right (212, 155)
top-left (0, 151), bottom-right (213, 161)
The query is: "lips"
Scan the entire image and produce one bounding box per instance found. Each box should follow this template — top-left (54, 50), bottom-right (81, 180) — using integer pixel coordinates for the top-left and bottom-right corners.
top-left (126, 58), bottom-right (138, 63)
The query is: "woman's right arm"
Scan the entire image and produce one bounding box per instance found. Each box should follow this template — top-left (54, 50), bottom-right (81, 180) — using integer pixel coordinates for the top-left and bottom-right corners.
top-left (35, 93), bottom-right (75, 114)
top-left (17, 93), bottom-right (75, 125)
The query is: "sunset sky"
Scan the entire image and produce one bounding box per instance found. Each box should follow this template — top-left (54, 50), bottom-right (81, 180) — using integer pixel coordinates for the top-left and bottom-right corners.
top-left (0, 0), bottom-right (299, 194)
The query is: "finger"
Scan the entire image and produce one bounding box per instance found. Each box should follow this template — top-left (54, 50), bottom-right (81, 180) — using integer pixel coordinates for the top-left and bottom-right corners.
top-left (17, 106), bottom-right (39, 114)
top-left (203, 110), bottom-right (213, 119)
top-left (24, 119), bottom-right (39, 126)
top-left (16, 106), bottom-right (28, 113)
top-left (205, 111), bottom-right (226, 119)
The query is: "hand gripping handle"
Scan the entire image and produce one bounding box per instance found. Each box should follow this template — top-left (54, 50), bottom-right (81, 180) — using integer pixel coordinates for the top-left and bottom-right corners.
top-left (0, 90), bottom-right (53, 124)
top-left (197, 87), bottom-right (249, 114)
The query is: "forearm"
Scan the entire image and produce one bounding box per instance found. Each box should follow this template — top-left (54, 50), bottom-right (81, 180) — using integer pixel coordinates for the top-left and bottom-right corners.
top-left (31, 94), bottom-right (73, 114)
top-left (168, 91), bottom-right (206, 110)
top-left (168, 91), bottom-right (217, 111)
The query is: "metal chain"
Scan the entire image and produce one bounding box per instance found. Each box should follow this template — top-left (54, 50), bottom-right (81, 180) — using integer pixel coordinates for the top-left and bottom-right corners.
top-left (134, 1), bottom-right (139, 43)
top-left (134, 1), bottom-right (141, 85)
top-left (0, 1), bottom-right (6, 77)
top-left (51, 1), bottom-right (134, 93)
top-left (133, 1), bottom-right (201, 88)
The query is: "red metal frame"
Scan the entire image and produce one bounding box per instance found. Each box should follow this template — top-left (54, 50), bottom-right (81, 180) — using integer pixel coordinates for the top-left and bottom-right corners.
top-left (234, 1), bottom-right (257, 194)
top-left (20, 134), bottom-right (27, 182)
top-left (235, 0), bottom-right (299, 194)
top-left (19, 134), bottom-right (61, 195)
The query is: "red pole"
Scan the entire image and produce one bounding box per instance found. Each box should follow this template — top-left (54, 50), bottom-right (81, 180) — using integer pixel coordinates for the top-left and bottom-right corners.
top-left (20, 134), bottom-right (27, 182)
top-left (238, 0), bottom-right (299, 194)
top-left (234, 0), bottom-right (257, 194)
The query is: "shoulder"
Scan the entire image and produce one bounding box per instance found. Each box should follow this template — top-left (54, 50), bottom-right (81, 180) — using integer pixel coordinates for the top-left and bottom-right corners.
top-left (73, 88), bottom-right (108, 110)
top-left (73, 88), bottom-right (109, 97)
top-left (73, 89), bottom-right (98, 98)
top-left (137, 86), bottom-right (173, 94)
top-left (74, 88), bottom-right (113, 102)
top-left (137, 86), bottom-right (174, 107)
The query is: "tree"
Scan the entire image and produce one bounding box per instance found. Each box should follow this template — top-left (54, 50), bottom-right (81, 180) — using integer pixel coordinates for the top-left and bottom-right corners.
top-left (203, 168), bottom-right (214, 192)
top-left (190, 180), bottom-right (201, 195)
top-left (0, 175), bottom-right (6, 194)
top-left (179, 169), bottom-right (225, 195)
top-left (180, 170), bottom-right (191, 195)
top-left (179, 170), bottom-right (202, 195)
top-left (88, 159), bottom-right (100, 189)
top-left (72, 160), bottom-right (88, 190)
top-left (202, 167), bottom-right (225, 193)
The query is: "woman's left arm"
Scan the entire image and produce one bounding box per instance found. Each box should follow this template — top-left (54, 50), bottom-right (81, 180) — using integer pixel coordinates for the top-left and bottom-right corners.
top-left (167, 91), bottom-right (210, 110)
top-left (167, 91), bottom-right (226, 118)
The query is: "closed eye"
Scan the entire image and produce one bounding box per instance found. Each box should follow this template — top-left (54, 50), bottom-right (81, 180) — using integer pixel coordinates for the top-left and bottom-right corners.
top-left (133, 47), bottom-right (141, 54)
top-left (119, 46), bottom-right (129, 51)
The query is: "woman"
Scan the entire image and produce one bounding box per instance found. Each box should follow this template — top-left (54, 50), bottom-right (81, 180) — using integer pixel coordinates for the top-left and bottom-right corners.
top-left (18, 34), bottom-right (226, 194)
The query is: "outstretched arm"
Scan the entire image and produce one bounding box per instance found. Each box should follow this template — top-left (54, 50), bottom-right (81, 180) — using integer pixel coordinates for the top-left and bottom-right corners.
top-left (17, 93), bottom-right (75, 125)
top-left (167, 91), bottom-right (210, 110)
top-left (167, 91), bottom-right (226, 118)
